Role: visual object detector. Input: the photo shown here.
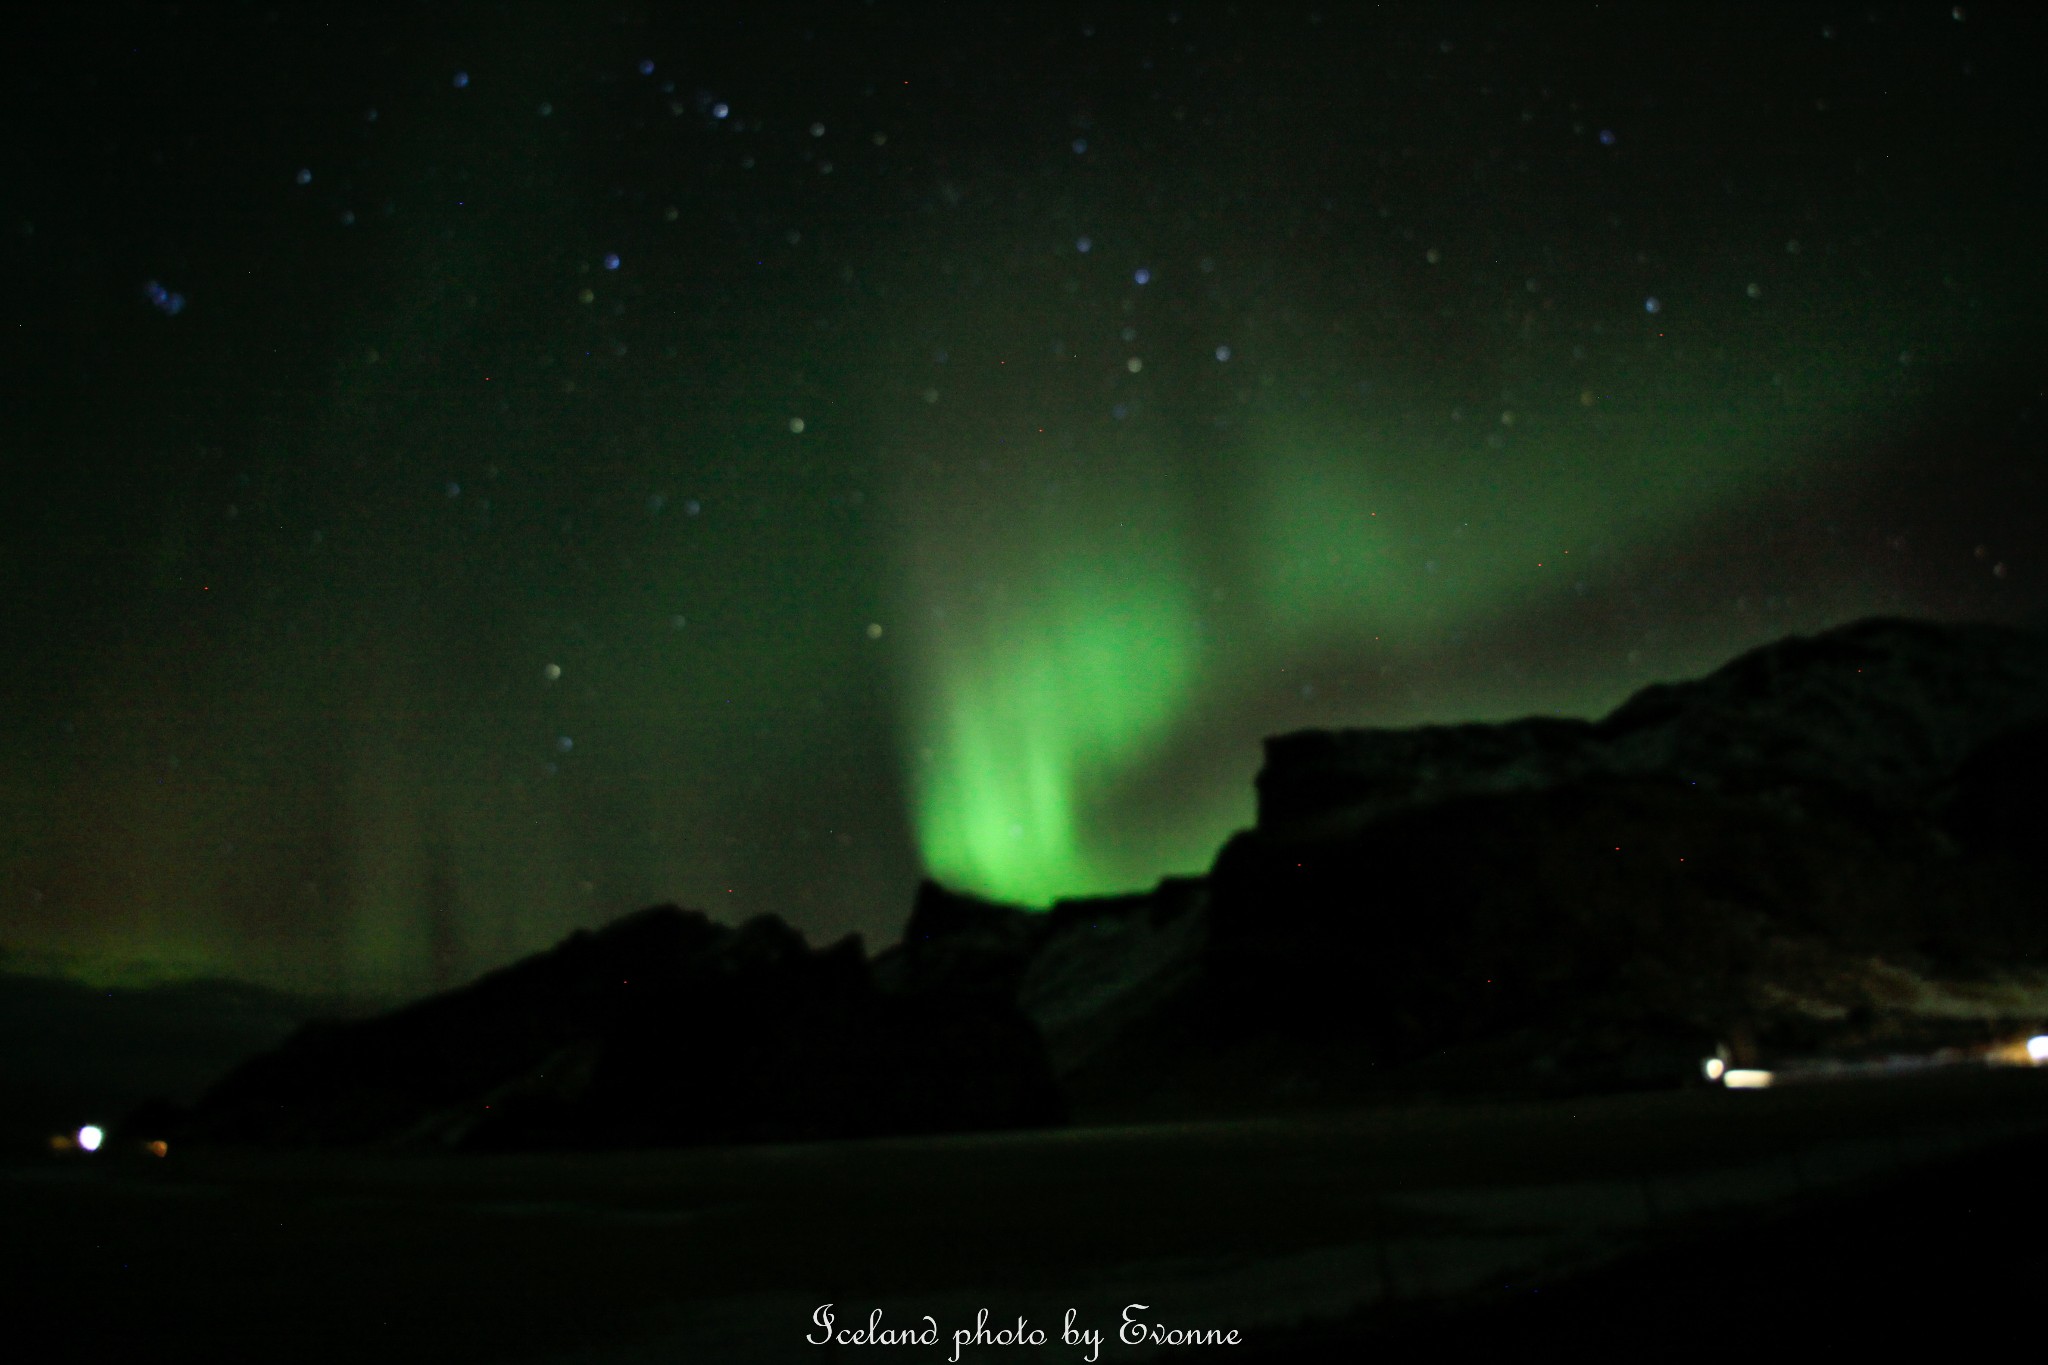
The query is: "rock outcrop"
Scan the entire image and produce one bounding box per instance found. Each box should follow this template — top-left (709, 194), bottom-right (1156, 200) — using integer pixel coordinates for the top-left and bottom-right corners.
top-left (873, 877), bottom-right (1210, 1079)
top-left (1255, 618), bottom-right (2048, 836)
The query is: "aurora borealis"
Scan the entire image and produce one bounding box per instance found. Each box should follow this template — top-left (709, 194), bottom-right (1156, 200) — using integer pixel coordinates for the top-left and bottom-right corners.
top-left (4, 2), bottom-right (2044, 994)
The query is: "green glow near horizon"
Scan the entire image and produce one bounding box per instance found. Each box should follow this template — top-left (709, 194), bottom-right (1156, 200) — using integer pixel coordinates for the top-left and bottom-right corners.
top-left (909, 544), bottom-right (1201, 906)
top-left (1252, 410), bottom-right (1743, 640)
top-left (901, 366), bottom-right (1891, 909)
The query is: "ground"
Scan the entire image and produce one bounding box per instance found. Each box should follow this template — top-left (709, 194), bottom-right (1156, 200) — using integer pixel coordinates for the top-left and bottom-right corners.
top-left (10, 1067), bottom-right (2046, 1362)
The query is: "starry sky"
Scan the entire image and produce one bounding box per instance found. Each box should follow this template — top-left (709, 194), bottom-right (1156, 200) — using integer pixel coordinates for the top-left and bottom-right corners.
top-left (3, 1), bottom-right (2043, 996)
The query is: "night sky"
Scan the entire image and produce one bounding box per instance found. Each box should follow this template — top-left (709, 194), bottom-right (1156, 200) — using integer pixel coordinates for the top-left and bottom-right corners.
top-left (4, 2), bottom-right (2043, 996)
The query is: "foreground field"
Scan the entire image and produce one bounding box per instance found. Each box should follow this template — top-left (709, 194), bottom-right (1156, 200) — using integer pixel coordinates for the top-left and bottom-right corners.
top-left (10, 1068), bottom-right (2048, 1362)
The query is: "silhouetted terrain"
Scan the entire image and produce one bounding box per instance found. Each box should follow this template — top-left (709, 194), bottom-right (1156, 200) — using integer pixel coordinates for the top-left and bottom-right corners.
top-left (133, 617), bottom-right (2048, 1150)
top-left (897, 617), bottom-right (2048, 1119)
top-left (11, 617), bottom-right (2048, 1364)
top-left (135, 906), bottom-right (1060, 1149)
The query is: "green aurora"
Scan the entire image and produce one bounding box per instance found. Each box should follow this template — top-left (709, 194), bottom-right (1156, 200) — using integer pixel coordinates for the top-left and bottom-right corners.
top-left (4, 3), bottom-right (2043, 988)
top-left (890, 245), bottom-right (1982, 905)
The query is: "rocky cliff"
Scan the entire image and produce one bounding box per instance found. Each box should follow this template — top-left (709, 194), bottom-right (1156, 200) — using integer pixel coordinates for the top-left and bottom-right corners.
top-left (945, 618), bottom-right (2048, 1116)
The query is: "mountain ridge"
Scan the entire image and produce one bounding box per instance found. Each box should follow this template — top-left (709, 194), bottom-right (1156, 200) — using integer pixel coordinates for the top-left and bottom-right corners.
top-left (133, 616), bottom-right (2048, 1146)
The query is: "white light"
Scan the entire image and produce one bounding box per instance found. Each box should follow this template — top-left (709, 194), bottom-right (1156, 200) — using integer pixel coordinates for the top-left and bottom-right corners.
top-left (76, 1125), bottom-right (104, 1152)
top-left (1722, 1069), bottom-right (1774, 1090)
top-left (2027, 1035), bottom-right (2048, 1063)
top-left (1701, 1057), bottom-right (1726, 1082)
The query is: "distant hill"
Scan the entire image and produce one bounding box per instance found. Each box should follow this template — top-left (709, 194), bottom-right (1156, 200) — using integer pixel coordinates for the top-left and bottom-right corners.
top-left (0, 971), bottom-right (323, 1146)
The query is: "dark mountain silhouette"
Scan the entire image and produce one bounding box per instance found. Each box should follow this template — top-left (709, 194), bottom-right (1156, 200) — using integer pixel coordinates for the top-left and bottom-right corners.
top-left (889, 617), bottom-right (2048, 1118)
top-left (137, 617), bottom-right (2048, 1147)
top-left (137, 906), bottom-right (1061, 1148)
